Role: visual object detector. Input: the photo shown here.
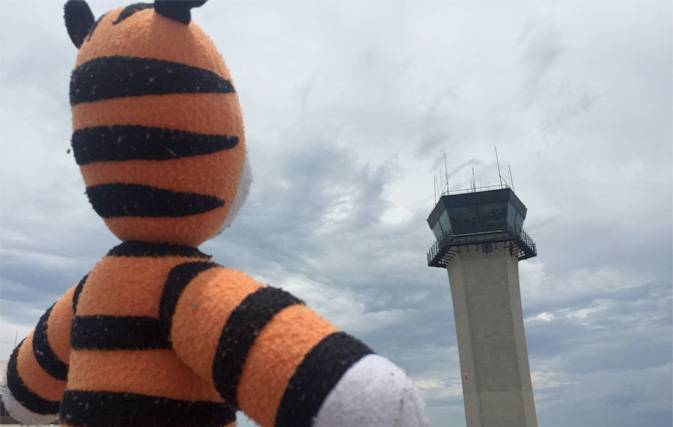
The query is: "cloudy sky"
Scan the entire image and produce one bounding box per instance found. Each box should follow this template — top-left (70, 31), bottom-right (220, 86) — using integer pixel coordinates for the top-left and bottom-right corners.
top-left (1, 1), bottom-right (671, 426)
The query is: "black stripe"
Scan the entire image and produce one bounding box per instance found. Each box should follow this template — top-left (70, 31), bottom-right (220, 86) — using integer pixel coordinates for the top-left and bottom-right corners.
top-left (33, 305), bottom-right (69, 381)
top-left (71, 315), bottom-right (170, 350)
top-left (70, 56), bottom-right (235, 105)
top-left (86, 183), bottom-right (225, 218)
top-left (213, 287), bottom-right (303, 408)
top-left (72, 125), bottom-right (239, 165)
top-left (6, 339), bottom-right (60, 415)
top-left (159, 261), bottom-right (219, 339)
top-left (72, 274), bottom-right (88, 314)
top-left (275, 332), bottom-right (374, 427)
top-left (60, 390), bottom-right (236, 427)
top-left (113, 3), bottom-right (153, 24)
top-left (108, 241), bottom-right (211, 259)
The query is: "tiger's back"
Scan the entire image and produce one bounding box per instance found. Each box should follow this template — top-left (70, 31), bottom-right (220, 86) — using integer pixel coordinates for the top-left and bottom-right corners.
top-left (65, 242), bottom-right (235, 427)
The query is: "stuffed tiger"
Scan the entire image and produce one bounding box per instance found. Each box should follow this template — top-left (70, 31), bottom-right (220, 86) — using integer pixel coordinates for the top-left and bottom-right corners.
top-left (1, 1), bottom-right (429, 427)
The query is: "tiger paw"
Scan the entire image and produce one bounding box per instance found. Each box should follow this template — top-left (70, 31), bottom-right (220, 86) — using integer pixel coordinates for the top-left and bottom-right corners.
top-left (314, 355), bottom-right (429, 427)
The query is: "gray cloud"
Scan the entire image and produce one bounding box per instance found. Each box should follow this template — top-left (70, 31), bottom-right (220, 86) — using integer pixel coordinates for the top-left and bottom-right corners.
top-left (517, 17), bottom-right (564, 107)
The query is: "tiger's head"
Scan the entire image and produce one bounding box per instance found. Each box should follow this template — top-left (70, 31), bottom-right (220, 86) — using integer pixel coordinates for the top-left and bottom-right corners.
top-left (64, 0), bottom-right (250, 247)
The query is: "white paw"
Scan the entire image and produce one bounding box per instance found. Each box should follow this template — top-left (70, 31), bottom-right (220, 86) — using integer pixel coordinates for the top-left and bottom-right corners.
top-left (314, 354), bottom-right (429, 427)
top-left (2, 367), bottom-right (59, 425)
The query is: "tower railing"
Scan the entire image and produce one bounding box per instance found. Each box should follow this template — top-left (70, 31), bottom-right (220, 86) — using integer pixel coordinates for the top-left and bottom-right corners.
top-left (427, 223), bottom-right (537, 268)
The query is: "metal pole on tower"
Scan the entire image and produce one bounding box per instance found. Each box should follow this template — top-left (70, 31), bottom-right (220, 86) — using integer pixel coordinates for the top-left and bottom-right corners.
top-left (495, 146), bottom-right (503, 188)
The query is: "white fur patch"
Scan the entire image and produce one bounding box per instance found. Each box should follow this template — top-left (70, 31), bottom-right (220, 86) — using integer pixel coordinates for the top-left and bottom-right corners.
top-left (314, 354), bottom-right (429, 427)
top-left (1, 367), bottom-right (59, 425)
top-left (211, 152), bottom-right (252, 238)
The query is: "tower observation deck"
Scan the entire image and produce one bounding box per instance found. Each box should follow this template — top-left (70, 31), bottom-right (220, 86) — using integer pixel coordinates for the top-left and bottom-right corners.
top-left (427, 186), bottom-right (537, 268)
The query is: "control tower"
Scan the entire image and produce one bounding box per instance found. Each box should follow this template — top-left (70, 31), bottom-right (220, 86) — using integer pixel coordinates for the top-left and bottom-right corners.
top-left (427, 185), bottom-right (538, 427)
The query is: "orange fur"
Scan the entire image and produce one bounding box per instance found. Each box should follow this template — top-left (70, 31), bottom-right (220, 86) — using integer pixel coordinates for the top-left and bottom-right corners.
top-left (47, 286), bottom-right (77, 364)
top-left (80, 150), bottom-right (244, 197)
top-left (171, 268), bottom-right (264, 380)
top-left (75, 8), bottom-right (231, 79)
top-left (236, 307), bottom-right (339, 427)
top-left (102, 211), bottom-right (227, 246)
top-left (17, 332), bottom-right (66, 401)
top-left (77, 256), bottom-right (205, 317)
top-left (68, 350), bottom-right (222, 402)
top-left (71, 93), bottom-right (244, 135)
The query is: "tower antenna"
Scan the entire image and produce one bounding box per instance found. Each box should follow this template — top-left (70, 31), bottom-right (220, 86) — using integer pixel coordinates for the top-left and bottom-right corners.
top-left (439, 167), bottom-right (444, 195)
top-left (495, 146), bottom-right (503, 188)
top-left (444, 153), bottom-right (449, 195)
top-left (472, 167), bottom-right (476, 192)
top-left (508, 165), bottom-right (515, 191)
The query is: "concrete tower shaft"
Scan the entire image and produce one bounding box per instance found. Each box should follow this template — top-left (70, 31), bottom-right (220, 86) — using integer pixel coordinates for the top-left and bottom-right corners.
top-left (448, 245), bottom-right (537, 427)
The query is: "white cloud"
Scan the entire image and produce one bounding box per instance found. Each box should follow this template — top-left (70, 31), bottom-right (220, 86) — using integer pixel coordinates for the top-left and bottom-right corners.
top-left (564, 304), bottom-right (608, 323)
top-left (526, 311), bottom-right (555, 323)
top-left (531, 370), bottom-right (577, 390)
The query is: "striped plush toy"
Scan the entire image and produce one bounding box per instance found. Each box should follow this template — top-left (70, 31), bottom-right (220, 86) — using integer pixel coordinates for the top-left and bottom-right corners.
top-left (1, 1), bottom-right (429, 427)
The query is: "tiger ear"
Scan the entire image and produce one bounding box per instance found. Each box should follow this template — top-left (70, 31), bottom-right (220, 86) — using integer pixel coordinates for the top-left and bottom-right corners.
top-left (154, 0), bottom-right (207, 25)
top-left (64, 0), bottom-right (95, 49)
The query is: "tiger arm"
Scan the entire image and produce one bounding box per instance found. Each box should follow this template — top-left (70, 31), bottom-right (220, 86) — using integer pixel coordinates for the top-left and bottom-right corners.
top-left (160, 262), bottom-right (428, 427)
top-left (2, 278), bottom-right (86, 424)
